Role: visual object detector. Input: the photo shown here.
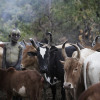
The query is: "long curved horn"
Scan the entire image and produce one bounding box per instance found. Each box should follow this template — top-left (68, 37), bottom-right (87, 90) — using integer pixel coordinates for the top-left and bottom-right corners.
top-left (48, 32), bottom-right (53, 46)
top-left (76, 42), bottom-right (84, 49)
top-left (71, 44), bottom-right (81, 59)
top-left (29, 38), bottom-right (38, 49)
top-left (94, 35), bottom-right (100, 44)
top-left (62, 41), bottom-right (68, 60)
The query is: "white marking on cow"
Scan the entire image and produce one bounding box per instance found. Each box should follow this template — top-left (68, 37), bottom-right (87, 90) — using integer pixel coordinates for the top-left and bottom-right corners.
top-left (64, 71), bottom-right (74, 89)
top-left (40, 47), bottom-right (46, 58)
top-left (18, 86), bottom-right (26, 96)
top-left (13, 88), bottom-right (17, 92)
top-left (44, 73), bottom-right (60, 85)
top-left (56, 43), bottom-right (71, 49)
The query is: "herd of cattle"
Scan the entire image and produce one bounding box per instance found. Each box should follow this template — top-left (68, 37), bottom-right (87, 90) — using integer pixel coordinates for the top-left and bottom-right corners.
top-left (0, 35), bottom-right (100, 100)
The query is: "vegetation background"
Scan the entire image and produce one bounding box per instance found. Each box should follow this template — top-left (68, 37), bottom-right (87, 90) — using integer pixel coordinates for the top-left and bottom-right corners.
top-left (0, 0), bottom-right (100, 46)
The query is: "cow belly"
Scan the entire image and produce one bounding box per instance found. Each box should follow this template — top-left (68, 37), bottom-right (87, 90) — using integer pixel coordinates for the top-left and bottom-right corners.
top-left (88, 64), bottom-right (100, 87)
top-left (13, 86), bottom-right (26, 97)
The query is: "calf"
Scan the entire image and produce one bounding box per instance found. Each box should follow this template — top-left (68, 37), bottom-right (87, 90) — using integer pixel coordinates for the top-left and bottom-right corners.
top-left (78, 82), bottom-right (100, 100)
top-left (0, 67), bottom-right (44, 100)
top-left (61, 41), bottom-right (85, 100)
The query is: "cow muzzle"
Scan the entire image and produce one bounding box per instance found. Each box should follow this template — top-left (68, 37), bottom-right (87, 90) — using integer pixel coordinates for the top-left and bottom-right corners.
top-left (40, 67), bottom-right (48, 73)
top-left (63, 82), bottom-right (74, 89)
top-left (21, 64), bottom-right (26, 70)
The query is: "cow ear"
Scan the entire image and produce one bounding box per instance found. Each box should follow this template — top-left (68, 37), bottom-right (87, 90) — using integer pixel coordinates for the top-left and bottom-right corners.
top-left (60, 60), bottom-right (65, 65)
top-left (27, 52), bottom-right (37, 56)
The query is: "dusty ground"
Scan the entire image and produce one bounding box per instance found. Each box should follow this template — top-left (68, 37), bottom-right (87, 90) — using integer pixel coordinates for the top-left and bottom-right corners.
top-left (42, 82), bottom-right (61, 100)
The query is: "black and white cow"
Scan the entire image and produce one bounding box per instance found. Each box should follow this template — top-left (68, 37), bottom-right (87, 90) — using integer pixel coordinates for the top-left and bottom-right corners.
top-left (46, 44), bottom-right (77, 100)
top-left (27, 39), bottom-right (77, 100)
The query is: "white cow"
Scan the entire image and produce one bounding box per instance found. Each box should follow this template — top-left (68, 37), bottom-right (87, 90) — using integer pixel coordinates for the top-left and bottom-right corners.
top-left (83, 52), bottom-right (100, 90)
top-left (72, 48), bottom-right (95, 63)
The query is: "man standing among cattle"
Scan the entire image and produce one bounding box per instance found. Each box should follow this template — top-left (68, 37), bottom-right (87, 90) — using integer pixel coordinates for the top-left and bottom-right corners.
top-left (2, 28), bottom-right (23, 100)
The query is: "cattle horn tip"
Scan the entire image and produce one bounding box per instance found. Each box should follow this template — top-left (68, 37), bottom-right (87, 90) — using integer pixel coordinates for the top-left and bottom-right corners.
top-left (62, 40), bottom-right (68, 48)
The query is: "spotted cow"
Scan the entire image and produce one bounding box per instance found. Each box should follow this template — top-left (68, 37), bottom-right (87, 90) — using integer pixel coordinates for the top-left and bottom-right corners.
top-left (0, 67), bottom-right (44, 100)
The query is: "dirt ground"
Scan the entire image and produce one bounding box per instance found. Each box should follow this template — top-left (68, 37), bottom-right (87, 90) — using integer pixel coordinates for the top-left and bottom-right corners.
top-left (42, 82), bottom-right (61, 100)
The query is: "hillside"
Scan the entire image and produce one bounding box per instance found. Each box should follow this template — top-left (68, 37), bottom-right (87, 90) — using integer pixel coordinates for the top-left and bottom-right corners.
top-left (0, 0), bottom-right (100, 45)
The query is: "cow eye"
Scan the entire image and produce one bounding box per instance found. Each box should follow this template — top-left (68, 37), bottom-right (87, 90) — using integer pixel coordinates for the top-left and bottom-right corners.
top-left (73, 68), bottom-right (78, 73)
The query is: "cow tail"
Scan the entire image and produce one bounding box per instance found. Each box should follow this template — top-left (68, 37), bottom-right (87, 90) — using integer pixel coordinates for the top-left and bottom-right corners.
top-left (83, 61), bottom-right (88, 90)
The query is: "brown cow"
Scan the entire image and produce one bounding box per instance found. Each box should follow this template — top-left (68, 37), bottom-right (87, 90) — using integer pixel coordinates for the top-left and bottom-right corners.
top-left (21, 41), bottom-right (39, 70)
top-left (60, 41), bottom-right (85, 100)
top-left (77, 35), bottom-right (100, 51)
top-left (78, 82), bottom-right (100, 100)
top-left (92, 35), bottom-right (100, 51)
top-left (0, 67), bottom-right (44, 100)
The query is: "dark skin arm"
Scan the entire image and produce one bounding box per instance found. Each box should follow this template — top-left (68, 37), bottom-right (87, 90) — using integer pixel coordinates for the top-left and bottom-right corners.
top-left (2, 45), bottom-right (6, 69)
top-left (14, 45), bottom-right (23, 70)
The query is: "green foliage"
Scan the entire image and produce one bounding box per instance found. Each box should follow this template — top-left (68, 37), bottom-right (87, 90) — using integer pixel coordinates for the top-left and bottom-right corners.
top-left (0, 0), bottom-right (99, 43)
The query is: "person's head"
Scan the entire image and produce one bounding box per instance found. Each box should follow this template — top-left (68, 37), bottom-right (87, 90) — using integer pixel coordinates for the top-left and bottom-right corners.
top-left (9, 28), bottom-right (21, 43)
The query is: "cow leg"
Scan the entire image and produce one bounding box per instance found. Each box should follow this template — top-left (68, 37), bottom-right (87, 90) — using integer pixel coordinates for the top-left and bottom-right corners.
top-left (13, 96), bottom-right (23, 100)
top-left (61, 82), bottom-right (65, 100)
top-left (7, 91), bottom-right (13, 100)
top-left (65, 89), bottom-right (74, 100)
top-left (43, 88), bottom-right (46, 100)
top-left (73, 88), bottom-right (77, 100)
top-left (50, 84), bottom-right (56, 100)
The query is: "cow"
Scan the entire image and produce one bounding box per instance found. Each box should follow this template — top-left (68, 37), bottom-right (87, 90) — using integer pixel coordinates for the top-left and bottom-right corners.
top-left (21, 39), bottom-right (51, 100)
top-left (21, 40), bottom-right (39, 70)
top-left (83, 51), bottom-right (100, 90)
top-left (76, 38), bottom-right (100, 90)
top-left (74, 35), bottom-right (100, 64)
top-left (72, 47), bottom-right (95, 64)
top-left (46, 42), bottom-right (77, 100)
top-left (92, 35), bottom-right (100, 51)
top-left (78, 82), bottom-right (100, 100)
top-left (60, 41), bottom-right (85, 100)
top-left (23, 38), bottom-right (77, 100)
top-left (26, 38), bottom-right (49, 73)
top-left (0, 67), bottom-right (44, 100)
top-left (77, 35), bottom-right (100, 52)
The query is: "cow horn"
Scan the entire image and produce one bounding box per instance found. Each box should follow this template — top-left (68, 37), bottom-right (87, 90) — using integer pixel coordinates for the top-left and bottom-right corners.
top-left (94, 35), bottom-right (100, 44)
top-left (62, 40), bottom-right (68, 59)
top-left (29, 38), bottom-right (38, 49)
top-left (71, 44), bottom-right (81, 59)
top-left (23, 39), bottom-right (27, 46)
top-left (76, 42), bottom-right (84, 49)
top-left (48, 32), bottom-right (53, 46)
